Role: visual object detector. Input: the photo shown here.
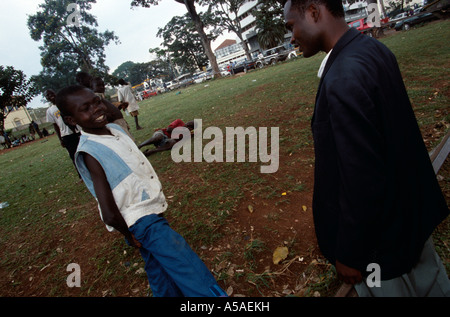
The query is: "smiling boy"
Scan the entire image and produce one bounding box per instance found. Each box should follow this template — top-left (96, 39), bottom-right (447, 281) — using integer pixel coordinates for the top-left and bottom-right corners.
top-left (55, 85), bottom-right (226, 297)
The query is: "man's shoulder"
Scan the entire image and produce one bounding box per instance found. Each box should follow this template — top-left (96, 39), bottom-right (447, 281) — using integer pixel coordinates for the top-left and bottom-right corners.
top-left (46, 105), bottom-right (59, 121)
top-left (327, 35), bottom-right (394, 80)
top-left (340, 33), bottom-right (393, 63)
top-left (46, 104), bottom-right (57, 113)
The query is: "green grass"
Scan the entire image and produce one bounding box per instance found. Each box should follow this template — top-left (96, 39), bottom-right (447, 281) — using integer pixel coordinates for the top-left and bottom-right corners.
top-left (0, 20), bottom-right (449, 296)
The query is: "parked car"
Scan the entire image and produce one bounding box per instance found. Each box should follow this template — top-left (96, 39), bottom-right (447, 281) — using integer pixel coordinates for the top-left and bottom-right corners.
top-left (389, 12), bottom-right (409, 27)
top-left (164, 81), bottom-right (172, 90)
top-left (140, 89), bottom-right (157, 99)
top-left (255, 44), bottom-right (295, 68)
top-left (165, 81), bottom-right (179, 91)
top-left (232, 59), bottom-right (258, 74)
top-left (193, 72), bottom-right (206, 84)
top-left (218, 66), bottom-right (232, 77)
top-left (176, 73), bottom-right (194, 88)
top-left (348, 18), bottom-right (374, 36)
top-left (193, 71), bottom-right (213, 83)
top-left (394, 9), bottom-right (438, 31)
top-left (156, 85), bottom-right (166, 94)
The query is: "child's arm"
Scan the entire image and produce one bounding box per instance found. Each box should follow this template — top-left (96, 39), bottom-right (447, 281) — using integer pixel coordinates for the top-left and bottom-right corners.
top-left (83, 153), bottom-right (141, 248)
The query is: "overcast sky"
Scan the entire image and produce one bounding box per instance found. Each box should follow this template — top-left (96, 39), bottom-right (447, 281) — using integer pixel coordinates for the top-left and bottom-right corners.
top-left (0, 0), bottom-right (232, 108)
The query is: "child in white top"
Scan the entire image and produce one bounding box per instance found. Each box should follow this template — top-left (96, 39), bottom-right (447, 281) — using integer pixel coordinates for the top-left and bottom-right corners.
top-left (55, 85), bottom-right (226, 297)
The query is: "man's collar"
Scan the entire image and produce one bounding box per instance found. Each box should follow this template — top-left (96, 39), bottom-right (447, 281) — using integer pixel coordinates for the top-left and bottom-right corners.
top-left (318, 27), bottom-right (360, 81)
top-left (318, 49), bottom-right (333, 78)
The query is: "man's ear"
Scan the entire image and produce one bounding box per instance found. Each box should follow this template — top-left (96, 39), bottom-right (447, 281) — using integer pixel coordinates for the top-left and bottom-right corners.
top-left (308, 3), bottom-right (321, 23)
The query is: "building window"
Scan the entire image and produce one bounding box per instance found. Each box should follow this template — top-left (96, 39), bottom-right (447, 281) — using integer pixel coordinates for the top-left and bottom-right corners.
top-left (14, 118), bottom-right (22, 127)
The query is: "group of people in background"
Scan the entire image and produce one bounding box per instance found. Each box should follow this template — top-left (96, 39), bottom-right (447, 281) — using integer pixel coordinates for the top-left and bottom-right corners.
top-left (0, 121), bottom-right (49, 149)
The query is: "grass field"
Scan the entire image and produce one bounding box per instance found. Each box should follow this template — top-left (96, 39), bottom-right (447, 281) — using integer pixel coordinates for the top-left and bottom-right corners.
top-left (0, 20), bottom-right (449, 297)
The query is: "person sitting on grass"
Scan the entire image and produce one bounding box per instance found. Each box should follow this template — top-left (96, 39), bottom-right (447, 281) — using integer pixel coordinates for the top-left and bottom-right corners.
top-left (138, 119), bottom-right (194, 157)
top-left (55, 85), bottom-right (226, 297)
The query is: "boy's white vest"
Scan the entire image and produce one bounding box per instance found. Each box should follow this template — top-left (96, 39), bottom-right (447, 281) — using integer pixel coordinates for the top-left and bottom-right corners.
top-left (75, 124), bottom-right (167, 231)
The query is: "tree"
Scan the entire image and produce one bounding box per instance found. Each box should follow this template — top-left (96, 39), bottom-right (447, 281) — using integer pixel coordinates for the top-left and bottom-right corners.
top-left (149, 47), bottom-right (179, 80)
top-left (253, 0), bottom-right (286, 50)
top-left (113, 60), bottom-right (174, 86)
top-left (0, 66), bottom-right (38, 131)
top-left (157, 13), bottom-right (220, 72)
top-left (131, 0), bottom-right (222, 76)
top-left (30, 58), bottom-right (80, 96)
top-left (112, 61), bottom-right (137, 83)
top-left (210, 0), bottom-right (253, 61)
top-left (128, 61), bottom-right (168, 86)
top-left (384, 0), bottom-right (405, 16)
top-left (27, 0), bottom-right (119, 93)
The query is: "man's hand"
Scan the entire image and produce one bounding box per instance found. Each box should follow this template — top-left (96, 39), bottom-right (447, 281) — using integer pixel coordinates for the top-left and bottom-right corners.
top-left (336, 260), bottom-right (362, 285)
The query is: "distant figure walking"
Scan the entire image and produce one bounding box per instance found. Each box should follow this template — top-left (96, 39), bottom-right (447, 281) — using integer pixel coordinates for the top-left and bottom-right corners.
top-left (118, 79), bottom-right (143, 131)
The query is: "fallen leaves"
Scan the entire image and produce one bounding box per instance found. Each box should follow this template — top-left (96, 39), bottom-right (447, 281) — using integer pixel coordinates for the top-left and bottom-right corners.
top-left (272, 246), bottom-right (289, 265)
top-left (135, 268), bottom-right (145, 275)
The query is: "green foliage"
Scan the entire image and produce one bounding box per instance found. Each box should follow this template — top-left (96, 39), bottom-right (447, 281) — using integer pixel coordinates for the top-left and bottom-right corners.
top-left (131, 0), bottom-right (222, 74)
top-left (112, 60), bottom-right (171, 86)
top-left (27, 0), bottom-right (119, 93)
top-left (0, 66), bottom-right (38, 130)
top-left (156, 12), bottom-right (220, 72)
top-left (111, 61), bottom-right (136, 83)
top-left (208, 0), bottom-right (253, 60)
top-left (253, 0), bottom-right (287, 49)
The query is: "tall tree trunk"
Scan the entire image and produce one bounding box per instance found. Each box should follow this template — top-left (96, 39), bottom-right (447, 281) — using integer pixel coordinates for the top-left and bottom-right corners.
top-left (181, 0), bottom-right (221, 77)
top-left (236, 33), bottom-right (253, 60)
top-left (232, 14), bottom-right (252, 61)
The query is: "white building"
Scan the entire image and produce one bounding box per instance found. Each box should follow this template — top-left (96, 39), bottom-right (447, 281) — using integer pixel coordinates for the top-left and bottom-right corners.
top-left (3, 105), bottom-right (34, 131)
top-left (343, 0), bottom-right (425, 22)
top-left (215, 0), bottom-right (427, 65)
top-left (343, 0), bottom-right (369, 21)
top-left (214, 0), bottom-right (293, 66)
top-left (238, 0), bottom-right (260, 55)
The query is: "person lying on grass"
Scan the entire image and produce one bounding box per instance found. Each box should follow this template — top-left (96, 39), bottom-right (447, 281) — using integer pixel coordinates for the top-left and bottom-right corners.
top-left (138, 119), bottom-right (194, 157)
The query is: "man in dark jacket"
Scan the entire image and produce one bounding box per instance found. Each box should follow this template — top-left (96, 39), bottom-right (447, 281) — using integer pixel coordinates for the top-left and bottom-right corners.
top-left (284, 0), bottom-right (449, 296)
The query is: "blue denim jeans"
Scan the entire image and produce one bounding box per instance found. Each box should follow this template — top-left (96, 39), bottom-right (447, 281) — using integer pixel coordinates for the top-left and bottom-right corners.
top-left (129, 214), bottom-right (227, 297)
